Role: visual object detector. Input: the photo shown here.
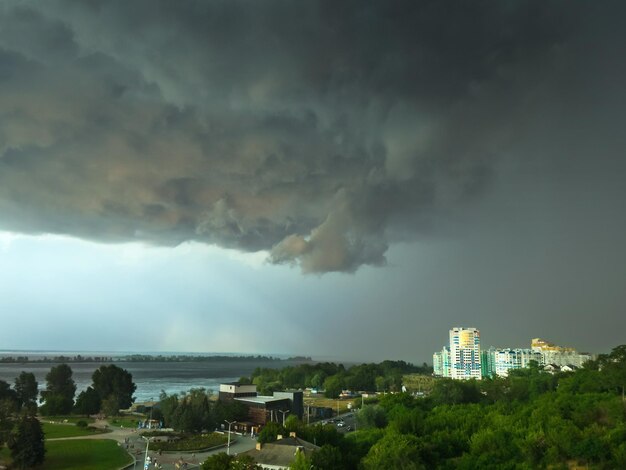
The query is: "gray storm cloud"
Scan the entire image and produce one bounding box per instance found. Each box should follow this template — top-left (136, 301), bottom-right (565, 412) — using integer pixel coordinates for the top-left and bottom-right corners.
top-left (0, 1), bottom-right (621, 272)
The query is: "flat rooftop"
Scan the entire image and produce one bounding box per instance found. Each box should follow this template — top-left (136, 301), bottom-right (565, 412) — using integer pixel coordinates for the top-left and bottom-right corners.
top-left (234, 395), bottom-right (289, 404)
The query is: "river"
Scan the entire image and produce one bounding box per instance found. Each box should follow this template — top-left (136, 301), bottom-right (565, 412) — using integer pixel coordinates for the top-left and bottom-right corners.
top-left (0, 355), bottom-right (310, 403)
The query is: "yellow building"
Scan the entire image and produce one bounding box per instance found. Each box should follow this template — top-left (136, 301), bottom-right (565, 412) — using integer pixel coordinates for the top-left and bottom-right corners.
top-left (449, 327), bottom-right (482, 380)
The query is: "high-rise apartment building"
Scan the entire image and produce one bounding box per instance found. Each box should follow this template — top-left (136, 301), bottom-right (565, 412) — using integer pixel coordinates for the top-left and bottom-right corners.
top-left (433, 346), bottom-right (451, 377)
top-left (449, 327), bottom-right (482, 380)
top-left (531, 338), bottom-right (592, 367)
top-left (481, 347), bottom-right (496, 378)
top-left (493, 348), bottom-right (543, 377)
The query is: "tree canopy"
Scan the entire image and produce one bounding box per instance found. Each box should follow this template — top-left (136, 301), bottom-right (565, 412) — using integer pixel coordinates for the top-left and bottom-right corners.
top-left (8, 414), bottom-right (46, 469)
top-left (40, 364), bottom-right (76, 415)
top-left (14, 372), bottom-right (38, 412)
top-left (92, 364), bottom-right (136, 412)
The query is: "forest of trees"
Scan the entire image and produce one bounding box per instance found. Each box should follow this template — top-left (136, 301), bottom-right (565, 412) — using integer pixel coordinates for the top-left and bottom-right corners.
top-left (245, 360), bottom-right (431, 397)
top-left (211, 345), bottom-right (626, 469)
top-left (155, 389), bottom-right (249, 433)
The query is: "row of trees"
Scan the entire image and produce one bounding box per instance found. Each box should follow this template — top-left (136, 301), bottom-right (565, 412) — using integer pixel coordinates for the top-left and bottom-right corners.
top-left (156, 389), bottom-right (248, 433)
top-left (246, 360), bottom-right (431, 398)
top-left (1, 363), bottom-right (136, 417)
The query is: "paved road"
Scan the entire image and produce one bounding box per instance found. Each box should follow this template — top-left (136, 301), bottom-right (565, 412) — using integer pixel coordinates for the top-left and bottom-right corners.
top-left (126, 434), bottom-right (257, 470)
top-left (317, 411), bottom-right (358, 434)
top-left (44, 419), bottom-right (257, 470)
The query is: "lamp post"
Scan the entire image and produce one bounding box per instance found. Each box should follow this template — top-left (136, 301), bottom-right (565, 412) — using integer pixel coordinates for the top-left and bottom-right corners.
top-left (278, 409), bottom-right (290, 426)
top-left (139, 435), bottom-right (153, 470)
top-left (225, 420), bottom-right (236, 455)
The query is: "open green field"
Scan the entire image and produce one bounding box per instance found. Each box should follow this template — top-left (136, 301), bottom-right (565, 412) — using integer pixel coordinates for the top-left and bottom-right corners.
top-left (42, 439), bottom-right (132, 470)
top-left (304, 394), bottom-right (352, 415)
top-left (109, 414), bottom-right (144, 428)
top-left (42, 422), bottom-right (108, 439)
top-left (151, 432), bottom-right (227, 452)
top-left (401, 374), bottom-right (436, 394)
top-left (44, 415), bottom-right (96, 425)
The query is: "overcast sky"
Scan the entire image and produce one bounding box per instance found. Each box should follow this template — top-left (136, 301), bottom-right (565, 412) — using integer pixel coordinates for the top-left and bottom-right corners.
top-left (0, 1), bottom-right (625, 363)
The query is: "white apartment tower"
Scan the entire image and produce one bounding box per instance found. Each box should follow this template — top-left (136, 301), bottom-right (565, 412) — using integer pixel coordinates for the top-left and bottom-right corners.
top-left (433, 346), bottom-right (451, 378)
top-left (449, 327), bottom-right (482, 380)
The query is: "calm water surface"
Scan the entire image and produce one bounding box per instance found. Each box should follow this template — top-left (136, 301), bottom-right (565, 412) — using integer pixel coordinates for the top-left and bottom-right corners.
top-left (0, 358), bottom-right (307, 402)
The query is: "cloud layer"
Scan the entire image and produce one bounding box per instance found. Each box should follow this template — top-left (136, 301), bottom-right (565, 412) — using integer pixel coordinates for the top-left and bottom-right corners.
top-left (0, 1), bottom-right (622, 272)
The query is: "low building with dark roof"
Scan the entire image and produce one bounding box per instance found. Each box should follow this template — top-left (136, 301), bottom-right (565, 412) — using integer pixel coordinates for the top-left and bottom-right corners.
top-left (218, 383), bottom-right (304, 426)
top-left (235, 395), bottom-right (292, 425)
top-left (239, 433), bottom-right (319, 470)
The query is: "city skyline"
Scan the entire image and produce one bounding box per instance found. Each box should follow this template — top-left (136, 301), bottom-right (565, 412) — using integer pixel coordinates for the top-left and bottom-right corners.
top-left (434, 327), bottom-right (594, 379)
top-left (1, 1), bottom-right (626, 363)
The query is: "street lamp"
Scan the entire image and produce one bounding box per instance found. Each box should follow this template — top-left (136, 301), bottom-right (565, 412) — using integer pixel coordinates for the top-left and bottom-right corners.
top-left (224, 420), bottom-right (236, 455)
top-left (139, 435), bottom-right (153, 470)
top-left (304, 402), bottom-right (312, 425)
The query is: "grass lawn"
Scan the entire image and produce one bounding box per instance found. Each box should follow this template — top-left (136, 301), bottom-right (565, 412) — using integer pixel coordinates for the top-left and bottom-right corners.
top-left (42, 422), bottom-right (108, 439)
top-left (109, 415), bottom-right (144, 428)
top-left (304, 395), bottom-right (352, 415)
top-left (41, 439), bottom-right (132, 470)
top-left (402, 374), bottom-right (436, 394)
top-left (150, 432), bottom-right (227, 452)
top-left (45, 415), bottom-right (96, 425)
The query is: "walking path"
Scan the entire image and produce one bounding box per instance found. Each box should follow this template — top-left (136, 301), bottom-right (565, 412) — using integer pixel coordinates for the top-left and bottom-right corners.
top-left (47, 419), bottom-right (257, 470)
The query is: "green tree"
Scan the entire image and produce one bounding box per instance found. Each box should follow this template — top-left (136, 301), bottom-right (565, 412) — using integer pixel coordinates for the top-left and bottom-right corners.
top-left (202, 452), bottom-right (233, 470)
top-left (430, 379), bottom-right (481, 405)
top-left (462, 426), bottom-right (523, 469)
top-left (0, 380), bottom-right (18, 409)
top-left (257, 421), bottom-right (284, 444)
top-left (289, 449), bottom-right (312, 470)
top-left (91, 364), bottom-right (136, 411)
top-left (284, 415), bottom-right (305, 436)
top-left (0, 397), bottom-right (17, 446)
top-left (101, 394), bottom-right (121, 417)
top-left (598, 345), bottom-right (626, 399)
top-left (356, 404), bottom-right (388, 429)
top-left (14, 372), bottom-right (38, 413)
top-left (202, 453), bottom-right (261, 470)
top-left (311, 444), bottom-right (343, 469)
top-left (159, 392), bottom-right (180, 428)
top-left (185, 388), bottom-right (214, 432)
top-left (74, 386), bottom-right (102, 415)
top-left (310, 372), bottom-right (326, 389)
top-left (362, 431), bottom-right (425, 470)
top-left (40, 364), bottom-right (76, 415)
top-left (8, 414), bottom-right (46, 469)
top-left (375, 376), bottom-right (387, 392)
top-left (323, 375), bottom-right (343, 399)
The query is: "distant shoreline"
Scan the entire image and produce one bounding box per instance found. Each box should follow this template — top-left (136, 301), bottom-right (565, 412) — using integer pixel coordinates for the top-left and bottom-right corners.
top-left (0, 353), bottom-right (313, 364)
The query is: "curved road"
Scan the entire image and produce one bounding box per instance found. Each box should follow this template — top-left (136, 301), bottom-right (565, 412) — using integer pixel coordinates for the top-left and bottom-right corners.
top-left (45, 419), bottom-right (257, 470)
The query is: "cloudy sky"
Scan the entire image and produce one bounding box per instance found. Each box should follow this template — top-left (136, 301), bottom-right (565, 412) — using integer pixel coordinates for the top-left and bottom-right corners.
top-left (0, 1), bottom-right (625, 362)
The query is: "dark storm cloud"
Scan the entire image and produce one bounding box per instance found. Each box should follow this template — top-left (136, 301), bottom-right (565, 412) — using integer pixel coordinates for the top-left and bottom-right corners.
top-left (0, 1), bottom-right (622, 272)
